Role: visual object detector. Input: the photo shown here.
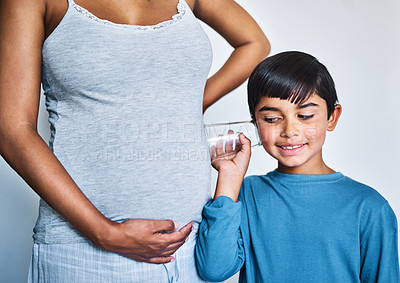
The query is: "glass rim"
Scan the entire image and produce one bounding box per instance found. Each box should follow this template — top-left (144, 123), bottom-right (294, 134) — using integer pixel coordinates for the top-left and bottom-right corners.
top-left (204, 120), bottom-right (254, 127)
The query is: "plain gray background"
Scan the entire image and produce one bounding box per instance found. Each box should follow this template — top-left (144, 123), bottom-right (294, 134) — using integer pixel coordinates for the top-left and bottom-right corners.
top-left (1, 0), bottom-right (399, 282)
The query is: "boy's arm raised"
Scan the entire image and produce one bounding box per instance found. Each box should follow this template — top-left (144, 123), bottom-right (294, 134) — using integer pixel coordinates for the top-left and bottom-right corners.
top-left (196, 134), bottom-right (250, 281)
top-left (212, 133), bottom-right (251, 202)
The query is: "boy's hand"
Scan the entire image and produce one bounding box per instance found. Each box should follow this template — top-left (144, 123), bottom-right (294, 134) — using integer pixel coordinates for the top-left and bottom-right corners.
top-left (212, 132), bottom-right (251, 202)
top-left (211, 131), bottom-right (251, 174)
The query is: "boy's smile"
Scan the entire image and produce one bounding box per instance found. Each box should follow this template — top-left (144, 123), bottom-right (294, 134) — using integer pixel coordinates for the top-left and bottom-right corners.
top-left (255, 94), bottom-right (341, 175)
top-left (277, 143), bottom-right (307, 156)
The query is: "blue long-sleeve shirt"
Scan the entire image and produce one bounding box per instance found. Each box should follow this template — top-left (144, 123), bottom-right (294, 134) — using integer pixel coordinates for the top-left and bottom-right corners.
top-left (196, 170), bottom-right (400, 282)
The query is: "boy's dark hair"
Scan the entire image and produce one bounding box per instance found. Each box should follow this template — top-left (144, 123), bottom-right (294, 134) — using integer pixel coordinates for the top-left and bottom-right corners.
top-left (248, 51), bottom-right (338, 121)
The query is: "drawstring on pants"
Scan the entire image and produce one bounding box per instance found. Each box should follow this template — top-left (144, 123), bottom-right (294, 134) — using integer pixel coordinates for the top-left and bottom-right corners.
top-left (163, 255), bottom-right (180, 283)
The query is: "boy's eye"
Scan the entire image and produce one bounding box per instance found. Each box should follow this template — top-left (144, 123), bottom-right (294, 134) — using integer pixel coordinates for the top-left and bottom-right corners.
top-left (298, 114), bottom-right (314, 120)
top-left (264, 117), bottom-right (279, 123)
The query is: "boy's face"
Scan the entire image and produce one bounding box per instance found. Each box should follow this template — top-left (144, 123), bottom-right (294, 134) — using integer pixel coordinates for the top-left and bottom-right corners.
top-left (254, 94), bottom-right (341, 174)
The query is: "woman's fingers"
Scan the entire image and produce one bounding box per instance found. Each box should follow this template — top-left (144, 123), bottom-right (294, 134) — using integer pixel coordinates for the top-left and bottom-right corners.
top-left (145, 256), bottom-right (176, 264)
top-left (157, 221), bottom-right (193, 243)
top-left (118, 221), bottom-right (193, 264)
top-left (151, 219), bottom-right (178, 233)
top-left (101, 219), bottom-right (194, 264)
top-left (157, 240), bottom-right (188, 256)
top-left (122, 253), bottom-right (176, 264)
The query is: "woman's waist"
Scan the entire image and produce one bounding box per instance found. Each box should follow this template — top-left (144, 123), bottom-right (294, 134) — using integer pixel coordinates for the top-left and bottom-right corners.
top-left (34, 198), bottom-right (209, 244)
top-left (37, 171), bottom-right (211, 217)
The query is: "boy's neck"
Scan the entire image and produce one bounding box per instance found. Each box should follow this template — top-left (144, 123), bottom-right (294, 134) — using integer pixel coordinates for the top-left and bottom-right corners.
top-left (277, 159), bottom-right (335, 175)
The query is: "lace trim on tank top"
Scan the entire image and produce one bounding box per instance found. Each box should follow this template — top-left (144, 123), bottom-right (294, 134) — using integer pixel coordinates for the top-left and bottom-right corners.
top-left (71, 0), bottom-right (186, 30)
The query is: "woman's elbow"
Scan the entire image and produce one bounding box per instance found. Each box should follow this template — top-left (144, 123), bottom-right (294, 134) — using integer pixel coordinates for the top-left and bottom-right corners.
top-left (0, 120), bottom-right (37, 155)
top-left (257, 33), bottom-right (271, 60)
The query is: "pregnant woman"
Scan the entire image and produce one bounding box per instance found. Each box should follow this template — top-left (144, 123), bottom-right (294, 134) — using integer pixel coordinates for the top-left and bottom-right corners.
top-left (0, 0), bottom-right (269, 281)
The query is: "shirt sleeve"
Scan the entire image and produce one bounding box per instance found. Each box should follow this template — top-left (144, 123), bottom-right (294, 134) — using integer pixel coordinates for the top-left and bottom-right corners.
top-left (360, 202), bottom-right (400, 282)
top-left (195, 195), bottom-right (245, 282)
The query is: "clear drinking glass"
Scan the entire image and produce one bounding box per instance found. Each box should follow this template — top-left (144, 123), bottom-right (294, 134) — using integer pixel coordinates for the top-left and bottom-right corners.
top-left (204, 120), bottom-right (261, 160)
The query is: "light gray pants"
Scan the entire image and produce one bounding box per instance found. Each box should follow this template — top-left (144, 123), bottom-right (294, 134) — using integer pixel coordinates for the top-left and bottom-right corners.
top-left (28, 225), bottom-right (209, 283)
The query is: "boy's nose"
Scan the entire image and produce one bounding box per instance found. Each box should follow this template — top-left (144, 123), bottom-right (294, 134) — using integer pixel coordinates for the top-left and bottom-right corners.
top-left (280, 120), bottom-right (301, 138)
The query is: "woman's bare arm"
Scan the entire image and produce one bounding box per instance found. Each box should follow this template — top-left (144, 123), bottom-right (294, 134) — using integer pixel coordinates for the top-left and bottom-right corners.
top-left (194, 0), bottom-right (271, 112)
top-left (0, 0), bottom-right (191, 264)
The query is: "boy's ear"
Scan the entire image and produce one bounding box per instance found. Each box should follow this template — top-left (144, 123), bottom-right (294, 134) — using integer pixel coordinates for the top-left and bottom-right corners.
top-left (327, 104), bottom-right (342, 131)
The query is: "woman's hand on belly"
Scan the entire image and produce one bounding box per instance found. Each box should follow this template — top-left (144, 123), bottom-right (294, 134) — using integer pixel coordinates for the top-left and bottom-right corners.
top-left (95, 219), bottom-right (193, 264)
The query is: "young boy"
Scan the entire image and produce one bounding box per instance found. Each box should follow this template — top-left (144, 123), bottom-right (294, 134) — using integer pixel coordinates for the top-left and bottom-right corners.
top-left (195, 51), bottom-right (400, 282)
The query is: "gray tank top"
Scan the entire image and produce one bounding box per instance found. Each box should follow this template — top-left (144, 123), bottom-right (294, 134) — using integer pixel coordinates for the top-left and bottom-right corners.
top-left (35, 0), bottom-right (212, 243)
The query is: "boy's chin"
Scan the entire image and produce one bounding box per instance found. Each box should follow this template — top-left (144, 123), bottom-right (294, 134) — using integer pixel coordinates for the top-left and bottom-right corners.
top-left (276, 158), bottom-right (306, 168)
top-left (276, 159), bottom-right (311, 173)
